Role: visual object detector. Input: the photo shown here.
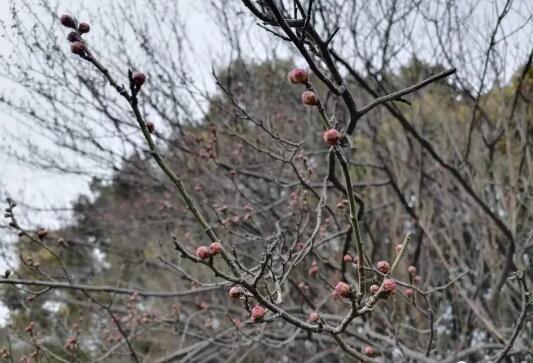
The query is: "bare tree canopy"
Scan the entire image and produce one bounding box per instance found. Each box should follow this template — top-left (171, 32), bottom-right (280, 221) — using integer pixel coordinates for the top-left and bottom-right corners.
top-left (0, 0), bottom-right (531, 362)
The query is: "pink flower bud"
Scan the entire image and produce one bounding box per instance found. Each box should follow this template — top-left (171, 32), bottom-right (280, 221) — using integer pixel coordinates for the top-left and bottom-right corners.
top-left (301, 90), bottom-right (318, 106)
top-left (407, 265), bottom-right (417, 275)
top-left (195, 246), bottom-right (211, 260)
top-left (335, 281), bottom-right (351, 298)
top-left (363, 346), bottom-right (375, 357)
top-left (287, 68), bottom-right (308, 84)
top-left (228, 286), bottom-right (242, 299)
top-left (209, 242), bottom-right (223, 255)
top-left (323, 129), bottom-right (341, 146)
top-left (37, 228), bottom-right (48, 239)
top-left (404, 288), bottom-right (414, 298)
top-left (251, 305), bottom-right (266, 322)
top-left (308, 264), bottom-right (319, 277)
top-left (343, 254), bottom-right (353, 262)
top-left (24, 321), bottom-right (35, 334)
top-left (369, 284), bottom-right (379, 294)
top-left (376, 260), bottom-right (390, 274)
top-left (395, 244), bottom-right (403, 253)
top-left (308, 312), bottom-right (320, 323)
top-left (382, 279), bottom-right (396, 292)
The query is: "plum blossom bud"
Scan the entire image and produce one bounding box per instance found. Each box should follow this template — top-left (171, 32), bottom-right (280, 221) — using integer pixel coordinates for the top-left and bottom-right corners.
top-left (146, 121), bottom-right (155, 134)
top-left (395, 244), bottom-right (403, 253)
top-left (209, 242), bottom-right (223, 255)
top-left (195, 246), bottom-right (211, 260)
top-left (228, 286), bottom-right (242, 299)
top-left (37, 228), bottom-right (48, 239)
top-left (308, 265), bottom-right (318, 277)
top-left (308, 312), bottom-right (320, 323)
top-left (301, 90), bottom-right (318, 106)
top-left (132, 71), bottom-right (146, 87)
top-left (70, 41), bottom-right (85, 55)
top-left (376, 260), bottom-right (390, 274)
top-left (67, 31), bottom-right (80, 42)
top-left (335, 281), bottom-right (351, 298)
top-left (308, 262), bottom-right (319, 277)
top-left (382, 279), bottom-right (397, 293)
top-left (323, 129), bottom-right (341, 146)
top-left (363, 346), bottom-right (375, 357)
top-left (287, 68), bottom-right (308, 84)
top-left (78, 22), bottom-right (90, 33)
top-left (60, 14), bottom-right (76, 28)
top-left (251, 305), bottom-right (266, 322)
top-left (24, 321), bottom-right (35, 334)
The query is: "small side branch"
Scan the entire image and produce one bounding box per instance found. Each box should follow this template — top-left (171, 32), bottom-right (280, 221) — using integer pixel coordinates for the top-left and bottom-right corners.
top-left (355, 68), bottom-right (456, 119)
top-left (493, 269), bottom-right (530, 363)
top-left (0, 278), bottom-right (225, 297)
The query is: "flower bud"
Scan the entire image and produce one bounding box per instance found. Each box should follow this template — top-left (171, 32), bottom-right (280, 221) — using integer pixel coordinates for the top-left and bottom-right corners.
top-left (308, 263), bottom-right (319, 277)
top-left (37, 228), bottom-right (48, 239)
top-left (70, 41), bottom-right (85, 55)
top-left (60, 14), bottom-right (76, 28)
top-left (301, 90), bottom-right (318, 106)
top-left (363, 346), bottom-right (375, 357)
top-left (251, 305), bottom-right (266, 322)
top-left (78, 22), bottom-right (90, 34)
top-left (132, 71), bottom-right (146, 87)
top-left (308, 312), bottom-right (320, 323)
top-left (322, 129), bottom-right (341, 146)
top-left (195, 246), bottom-right (211, 260)
top-left (228, 286), bottom-right (242, 299)
top-left (209, 242), bottom-right (223, 255)
top-left (382, 279), bottom-right (397, 293)
top-left (67, 31), bottom-right (80, 42)
top-left (287, 68), bottom-right (308, 84)
top-left (146, 121), bottom-right (155, 134)
top-left (334, 281), bottom-right (351, 298)
top-left (376, 260), bottom-right (390, 274)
